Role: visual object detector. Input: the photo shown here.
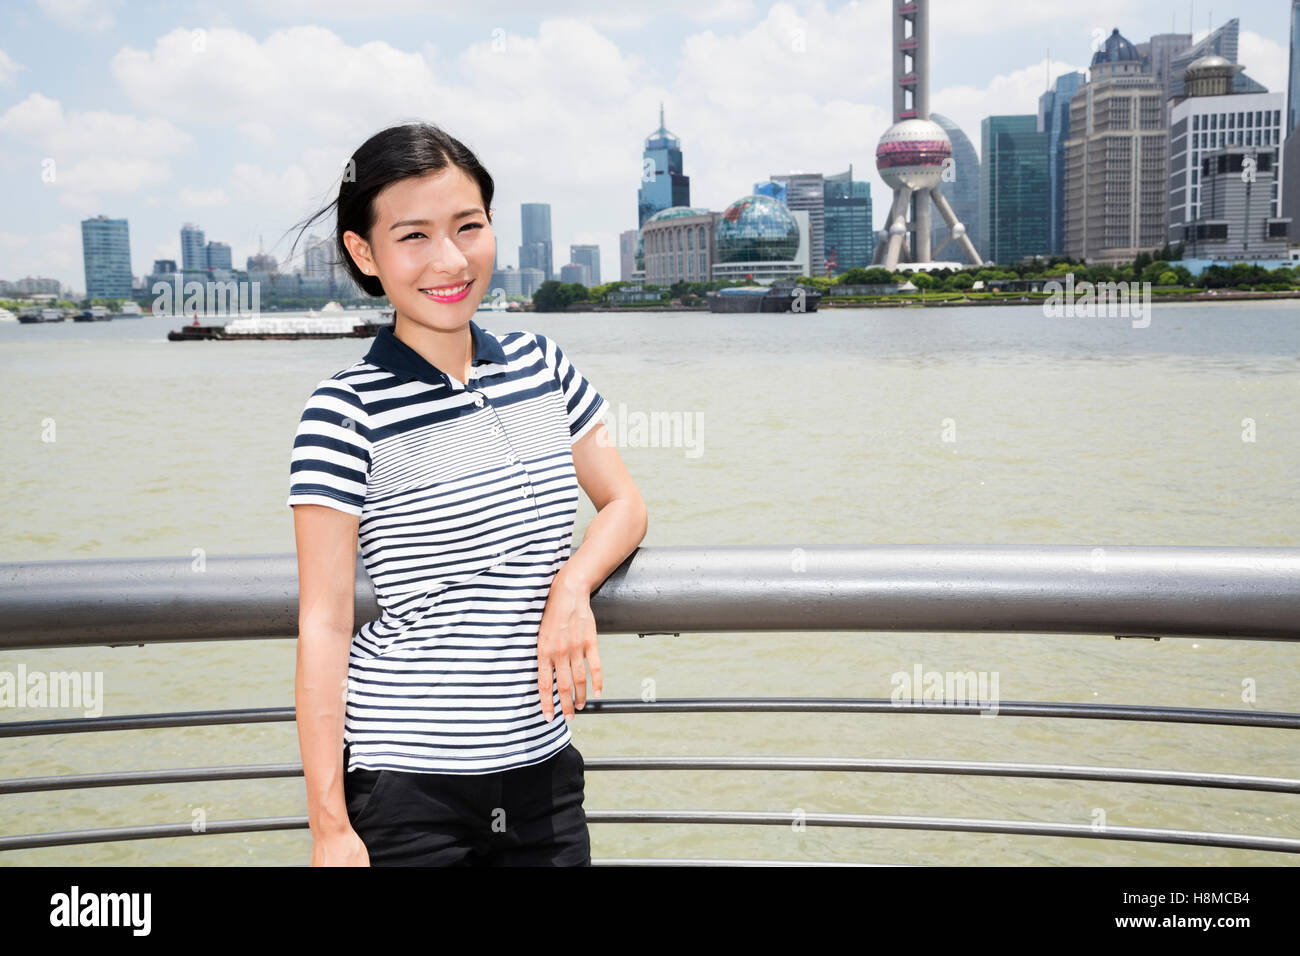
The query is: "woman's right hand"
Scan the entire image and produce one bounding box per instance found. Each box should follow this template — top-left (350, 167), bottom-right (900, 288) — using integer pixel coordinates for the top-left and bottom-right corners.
top-left (311, 827), bottom-right (371, 866)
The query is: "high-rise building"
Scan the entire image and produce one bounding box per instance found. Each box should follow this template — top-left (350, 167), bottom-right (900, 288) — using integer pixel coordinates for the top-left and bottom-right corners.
top-left (570, 244), bottom-right (601, 286)
top-left (619, 229), bottom-right (639, 281)
top-left (1288, 1), bottom-right (1300, 137)
top-left (1037, 73), bottom-right (1086, 256)
top-left (1182, 147), bottom-right (1291, 260)
top-left (980, 116), bottom-right (1050, 264)
top-left (1064, 28), bottom-right (1169, 265)
top-left (559, 263), bottom-right (591, 286)
top-left (519, 203), bottom-right (553, 282)
top-left (303, 235), bottom-right (335, 278)
top-left (205, 240), bottom-right (232, 271)
top-left (636, 104), bottom-right (691, 227)
top-left (180, 223), bottom-right (206, 273)
top-left (1169, 19), bottom-right (1266, 99)
top-left (1138, 33), bottom-right (1192, 112)
top-left (823, 166), bottom-right (875, 276)
top-left (927, 113), bottom-right (980, 260)
top-left (767, 173), bottom-right (826, 274)
top-left (81, 215), bottom-right (133, 299)
top-left (490, 265), bottom-right (522, 297)
top-left (518, 267), bottom-right (545, 297)
top-left (1168, 55), bottom-right (1286, 248)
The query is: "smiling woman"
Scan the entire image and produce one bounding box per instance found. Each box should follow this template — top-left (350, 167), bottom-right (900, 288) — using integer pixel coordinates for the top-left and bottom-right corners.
top-left (284, 123), bottom-right (648, 869)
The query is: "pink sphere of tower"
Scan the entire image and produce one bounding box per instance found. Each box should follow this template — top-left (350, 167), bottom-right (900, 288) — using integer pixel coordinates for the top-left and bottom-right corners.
top-left (875, 118), bottom-right (953, 192)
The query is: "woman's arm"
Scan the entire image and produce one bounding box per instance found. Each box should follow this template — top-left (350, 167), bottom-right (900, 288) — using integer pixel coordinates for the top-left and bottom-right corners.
top-left (293, 502), bottom-right (369, 866)
top-left (538, 422), bottom-right (649, 721)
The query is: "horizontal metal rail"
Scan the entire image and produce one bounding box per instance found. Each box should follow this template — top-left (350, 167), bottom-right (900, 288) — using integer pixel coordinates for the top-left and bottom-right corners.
top-left (1, 812), bottom-right (1295, 855)
top-left (4, 698), bottom-right (1298, 739)
top-left (3, 757), bottom-right (1297, 796)
top-left (2, 547), bottom-right (1296, 862)
top-left (2, 545), bottom-right (1298, 648)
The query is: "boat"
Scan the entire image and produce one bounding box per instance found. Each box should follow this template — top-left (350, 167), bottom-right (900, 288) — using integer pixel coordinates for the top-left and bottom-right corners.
top-left (19, 308), bottom-right (67, 323)
top-left (0, 307), bottom-right (16, 323)
top-left (73, 306), bottom-right (112, 322)
top-left (707, 279), bottom-right (822, 313)
top-left (119, 302), bottom-right (143, 318)
top-left (169, 312), bottom-right (388, 341)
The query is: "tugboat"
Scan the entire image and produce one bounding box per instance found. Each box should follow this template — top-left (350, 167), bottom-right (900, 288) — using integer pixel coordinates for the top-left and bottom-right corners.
top-left (707, 279), bottom-right (822, 313)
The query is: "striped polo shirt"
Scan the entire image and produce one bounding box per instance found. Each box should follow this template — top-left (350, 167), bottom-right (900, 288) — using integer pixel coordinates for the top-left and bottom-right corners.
top-left (287, 319), bottom-right (608, 775)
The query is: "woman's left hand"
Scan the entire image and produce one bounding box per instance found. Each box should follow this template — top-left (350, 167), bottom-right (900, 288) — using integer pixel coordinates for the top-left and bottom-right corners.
top-left (537, 571), bottom-right (602, 722)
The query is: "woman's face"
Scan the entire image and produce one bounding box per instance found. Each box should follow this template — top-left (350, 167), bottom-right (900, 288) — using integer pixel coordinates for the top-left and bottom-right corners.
top-left (345, 165), bottom-right (495, 330)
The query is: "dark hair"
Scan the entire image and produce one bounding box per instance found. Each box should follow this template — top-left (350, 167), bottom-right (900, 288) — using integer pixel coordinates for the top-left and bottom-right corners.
top-left (288, 122), bottom-right (495, 298)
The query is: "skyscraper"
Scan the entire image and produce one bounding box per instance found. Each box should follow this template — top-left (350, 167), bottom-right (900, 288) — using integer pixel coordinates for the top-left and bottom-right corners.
top-left (767, 172), bottom-right (825, 274)
top-left (180, 223), bottom-right (206, 273)
top-left (823, 166), bottom-right (874, 276)
top-left (81, 215), bottom-right (133, 299)
top-left (980, 116), bottom-right (1050, 264)
top-left (1137, 33), bottom-right (1192, 112)
top-left (205, 241), bottom-right (232, 270)
top-left (1065, 28), bottom-right (1168, 265)
top-left (1169, 19), bottom-right (1266, 98)
top-left (570, 244), bottom-right (601, 286)
top-left (929, 113), bottom-right (982, 260)
top-left (637, 104), bottom-right (691, 227)
top-left (1288, 1), bottom-right (1300, 137)
top-left (519, 203), bottom-right (553, 282)
top-left (1168, 55), bottom-right (1285, 247)
top-left (619, 229), bottom-right (639, 281)
top-left (1037, 73), bottom-right (1085, 256)
top-left (1286, 2), bottom-right (1300, 241)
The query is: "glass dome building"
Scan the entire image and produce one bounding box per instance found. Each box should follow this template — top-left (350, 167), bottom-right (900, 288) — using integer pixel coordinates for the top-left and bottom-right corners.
top-left (715, 195), bottom-right (800, 264)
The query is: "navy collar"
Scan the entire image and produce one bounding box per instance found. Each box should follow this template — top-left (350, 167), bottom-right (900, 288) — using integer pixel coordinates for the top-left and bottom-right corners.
top-left (364, 319), bottom-right (507, 387)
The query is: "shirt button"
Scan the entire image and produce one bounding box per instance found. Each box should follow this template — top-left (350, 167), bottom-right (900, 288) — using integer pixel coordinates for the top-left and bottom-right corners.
top-left (473, 394), bottom-right (485, 407)
top-left (521, 488), bottom-right (531, 499)
top-left (491, 424), bottom-right (501, 436)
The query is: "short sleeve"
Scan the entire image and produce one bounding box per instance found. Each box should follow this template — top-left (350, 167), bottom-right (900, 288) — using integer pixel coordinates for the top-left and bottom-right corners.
top-left (537, 334), bottom-right (608, 444)
top-left (287, 378), bottom-right (372, 516)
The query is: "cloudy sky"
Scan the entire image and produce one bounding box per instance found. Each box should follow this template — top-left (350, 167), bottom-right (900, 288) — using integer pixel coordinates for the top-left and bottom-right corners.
top-left (0, 0), bottom-right (1293, 293)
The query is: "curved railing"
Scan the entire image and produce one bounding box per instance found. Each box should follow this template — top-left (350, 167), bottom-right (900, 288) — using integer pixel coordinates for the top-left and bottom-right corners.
top-left (2, 546), bottom-right (1298, 863)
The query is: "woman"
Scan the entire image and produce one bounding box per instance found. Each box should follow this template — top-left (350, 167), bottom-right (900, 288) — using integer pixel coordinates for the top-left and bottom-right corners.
top-left (286, 123), bottom-right (647, 866)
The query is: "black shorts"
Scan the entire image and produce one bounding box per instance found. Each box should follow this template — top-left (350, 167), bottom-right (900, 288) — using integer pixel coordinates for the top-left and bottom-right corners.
top-left (341, 742), bottom-right (591, 867)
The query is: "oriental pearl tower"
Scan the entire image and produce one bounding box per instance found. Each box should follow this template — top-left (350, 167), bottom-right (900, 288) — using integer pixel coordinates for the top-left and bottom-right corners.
top-left (872, 0), bottom-right (982, 270)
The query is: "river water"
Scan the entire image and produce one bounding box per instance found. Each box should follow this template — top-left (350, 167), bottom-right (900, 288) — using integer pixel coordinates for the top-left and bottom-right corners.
top-left (1, 301), bottom-right (1297, 865)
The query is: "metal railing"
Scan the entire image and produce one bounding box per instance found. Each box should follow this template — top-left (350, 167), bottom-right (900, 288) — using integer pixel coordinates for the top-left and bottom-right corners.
top-left (2, 545), bottom-right (1298, 864)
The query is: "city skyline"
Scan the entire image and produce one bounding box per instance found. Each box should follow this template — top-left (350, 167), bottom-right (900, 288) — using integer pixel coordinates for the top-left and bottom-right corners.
top-left (0, 1), bottom-right (1295, 292)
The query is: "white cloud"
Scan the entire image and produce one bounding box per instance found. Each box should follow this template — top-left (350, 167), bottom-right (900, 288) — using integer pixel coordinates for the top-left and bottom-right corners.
top-left (932, 59), bottom-right (1090, 158)
top-left (0, 92), bottom-right (192, 156)
top-left (179, 186), bottom-right (229, 207)
top-left (36, 0), bottom-right (119, 32)
top-left (111, 27), bottom-right (445, 140)
top-left (0, 48), bottom-right (24, 85)
top-left (0, 223), bottom-right (81, 284)
top-left (1237, 30), bottom-right (1288, 95)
